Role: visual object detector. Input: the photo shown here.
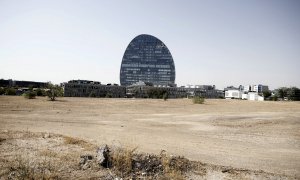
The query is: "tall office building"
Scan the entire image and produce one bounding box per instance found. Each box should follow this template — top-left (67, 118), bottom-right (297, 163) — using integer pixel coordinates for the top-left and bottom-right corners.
top-left (120, 34), bottom-right (175, 86)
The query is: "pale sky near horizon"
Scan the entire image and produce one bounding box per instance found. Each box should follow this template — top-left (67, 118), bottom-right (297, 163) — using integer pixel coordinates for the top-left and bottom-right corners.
top-left (0, 0), bottom-right (299, 90)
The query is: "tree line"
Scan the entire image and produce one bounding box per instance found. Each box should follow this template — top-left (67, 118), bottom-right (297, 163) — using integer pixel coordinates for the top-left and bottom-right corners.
top-left (0, 83), bottom-right (63, 101)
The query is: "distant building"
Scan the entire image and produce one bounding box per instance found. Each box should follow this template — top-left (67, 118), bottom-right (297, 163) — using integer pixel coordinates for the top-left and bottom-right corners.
top-left (127, 82), bottom-right (223, 99)
top-left (64, 80), bottom-right (126, 98)
top-left (225, 85), bottom-right (267, 101)
top-left (242, 92), bottom-right (264, 101)
top-left (186, 85), bottom-right (223, 98)
top-left (224, 85), bottom-right (244, 99)
top-left (126, 81), bottom-right (186, 98)
top-left (0, 79), bottom-right (48, 88)
top-left (120, 34), bottom-right (176, 86)
top-left (244, 84), bottom-right (269, 93)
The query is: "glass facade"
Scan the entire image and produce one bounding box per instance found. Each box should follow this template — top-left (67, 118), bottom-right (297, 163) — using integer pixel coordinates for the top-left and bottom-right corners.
top-left (120, 34), bottom-right (175, 86)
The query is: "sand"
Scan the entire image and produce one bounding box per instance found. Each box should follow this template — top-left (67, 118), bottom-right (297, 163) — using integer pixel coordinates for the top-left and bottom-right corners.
top-left (0, 96), bottom-right (299, 178)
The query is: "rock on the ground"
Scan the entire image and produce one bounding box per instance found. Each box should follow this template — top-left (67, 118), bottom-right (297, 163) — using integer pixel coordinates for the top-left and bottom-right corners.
top-left (96, 144), bottom-right (110, 167)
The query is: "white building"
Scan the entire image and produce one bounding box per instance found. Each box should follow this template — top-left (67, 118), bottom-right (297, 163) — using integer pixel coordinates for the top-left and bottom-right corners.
top-left (224, 86), bottom-right (244, 99)
top-left (225, 85), bottom-right (265, 101)
top-left (225, 89), bottom-right (244, 99)
top-left (247, 92), bottom-right (264, 101)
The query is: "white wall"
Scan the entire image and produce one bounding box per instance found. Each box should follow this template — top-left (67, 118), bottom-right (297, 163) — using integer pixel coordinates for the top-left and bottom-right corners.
top-left (225, 90), bottom-right (243, 99)
top-left (248, 92), bottom-right (264, 101)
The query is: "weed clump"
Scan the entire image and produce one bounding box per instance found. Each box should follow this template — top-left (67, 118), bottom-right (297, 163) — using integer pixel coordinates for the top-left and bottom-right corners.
top-left (193, 96), bottom-right (205, 104)
top-left (110, 147), bottom-right (137, 176)
top-left (64, 136), bottom-right (87, 146)
top-left (23, 91), bottom-right (36, 99)
top-left (106, 147), bottom-right (190, 179)
top-left (8, 155), bottom-right (58, 179)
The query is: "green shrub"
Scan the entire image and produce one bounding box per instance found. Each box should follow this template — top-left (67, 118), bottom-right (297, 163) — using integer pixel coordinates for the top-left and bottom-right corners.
top-left (5, 88), bottom-right (16, 95)
top-left (35, 88), bottom-right (46, 96)
top-left (263, 90), bottom-right (272, 98)
top-left (47, 83), bottom-right (63, 101)
top-left (105, 93), bottom-right (112, 98)
top-left (271, 95), bottom-right (278, 101)
top-left (146, 88), bottom-right (167, 99)
top-left (192, 96), bottom-right (205, 104)
top-left (163, 93), bottom-right (168, 101)
top-left (0, 88), bottom-right (5, 95)
top-left (89, 91), bottom-right (97, 97)
top-left (23, 91), bottom-right (36, 99)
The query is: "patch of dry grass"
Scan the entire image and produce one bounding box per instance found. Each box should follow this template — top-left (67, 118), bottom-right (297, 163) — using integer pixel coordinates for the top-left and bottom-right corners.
top-left (160, 151), bottom-right (190, 179)
top-left (63, 136), bottom-right (87, 145)
top-left (1, 130), bottom-right (191, 179)
top-left (107, 147), bottom-right (190, 179)
top-left (39, 149), bottom-right (58, 158)
top-left (63, 136), bottom-right (96, 150)
top-left (110, 146), bottom-right (137, 176)
top-left (7, 154), bottom-right (59, 179)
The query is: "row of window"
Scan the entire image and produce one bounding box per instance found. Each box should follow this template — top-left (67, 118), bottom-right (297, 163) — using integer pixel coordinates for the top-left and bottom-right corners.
top-left (121, 64), bottom-right (171, 68)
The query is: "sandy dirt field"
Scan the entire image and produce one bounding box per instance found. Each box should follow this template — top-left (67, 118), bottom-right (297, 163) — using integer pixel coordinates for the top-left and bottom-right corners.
top-left (0, 96), bottom-right (299, 178)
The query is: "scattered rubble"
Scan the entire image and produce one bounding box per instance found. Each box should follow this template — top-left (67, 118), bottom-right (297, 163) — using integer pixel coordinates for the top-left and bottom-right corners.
top-left (79, 154), bottom-right (94, 170)
top-left (90, 145), bottom-right (190, 178)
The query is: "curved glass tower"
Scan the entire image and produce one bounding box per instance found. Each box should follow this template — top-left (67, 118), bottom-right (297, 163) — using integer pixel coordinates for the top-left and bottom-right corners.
top-left (120, 34), bottom-right (175, 86)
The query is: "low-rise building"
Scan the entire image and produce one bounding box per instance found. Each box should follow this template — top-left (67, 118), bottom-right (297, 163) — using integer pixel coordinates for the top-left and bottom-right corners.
top-left (127, 82), bottom-right (223, 99)
top-left (224, 86), bottom-right (244, 99)
top-left (225, 85), bottom-right (268, 101)
top-left (64, 80), bottom-right (126, 98)
top-left (0, 79), bottom-right (48, 88)
top-left (244, 84), bottom-right (269, 93)
top-left (244, 92), bottom-right (264, 101)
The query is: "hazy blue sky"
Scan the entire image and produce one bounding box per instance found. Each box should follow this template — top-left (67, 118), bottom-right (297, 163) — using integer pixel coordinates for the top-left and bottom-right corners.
top-left (0, 0), bottom-right (299, 89)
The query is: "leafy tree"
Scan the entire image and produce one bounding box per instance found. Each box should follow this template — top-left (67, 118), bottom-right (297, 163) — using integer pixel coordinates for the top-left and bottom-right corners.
top-left (275, 87), bottom-right (288, 99)
top-left (275, 87), bottom-right (300, 101)
top-left (47, 83), bottom-right (63, 101)
top-left (286, 87), bottom-right (300, 101)
top-left (262, 90), bottom-right (272, 98)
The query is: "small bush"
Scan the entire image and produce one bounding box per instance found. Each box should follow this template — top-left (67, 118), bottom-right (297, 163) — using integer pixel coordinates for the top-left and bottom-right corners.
top-left (0, 87), bottom-right (5, 95)
top-left (105, 93), bottom-right (112, 98)
top-left (23, 91), bottom-right (36, 99)
top-left (5, 88), bottom-right (16, 95)
top-left (111, 147), bottom-right (137, 176)
top-left (146, 88), bottom-right (168, 99)
top-left (193, 96), bottom-right (205, 104)
top-left (89, 91), bottom-right (97, 97)
top-left (271, 95), bottom-right (278, 101)
top-left (163, 93), bottom-right (168, 101)
top-left (36, 88), bottom-right (46, 96)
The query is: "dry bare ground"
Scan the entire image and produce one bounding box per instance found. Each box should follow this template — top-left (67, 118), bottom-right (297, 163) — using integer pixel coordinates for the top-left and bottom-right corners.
top-left (0, 96), bottom-right (299, 179)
